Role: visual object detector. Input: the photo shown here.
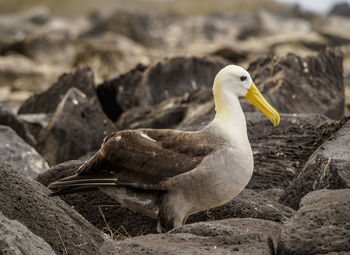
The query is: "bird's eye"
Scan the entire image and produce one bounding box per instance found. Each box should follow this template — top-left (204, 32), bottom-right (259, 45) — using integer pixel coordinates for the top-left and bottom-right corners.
top-left (240, 76), bottom-right (247, 81)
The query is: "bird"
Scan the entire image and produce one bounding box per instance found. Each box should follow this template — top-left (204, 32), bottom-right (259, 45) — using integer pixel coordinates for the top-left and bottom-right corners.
top-left (48, 65), bottom-right (280, 233)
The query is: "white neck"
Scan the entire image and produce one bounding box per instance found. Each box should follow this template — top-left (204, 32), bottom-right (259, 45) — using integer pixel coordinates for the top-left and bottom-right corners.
top-left (210, 84), bottom-right (249, 147)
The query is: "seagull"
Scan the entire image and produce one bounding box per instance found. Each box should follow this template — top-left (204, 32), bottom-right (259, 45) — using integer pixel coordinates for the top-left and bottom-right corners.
top-left (49, 65), bottom-right (280, 232)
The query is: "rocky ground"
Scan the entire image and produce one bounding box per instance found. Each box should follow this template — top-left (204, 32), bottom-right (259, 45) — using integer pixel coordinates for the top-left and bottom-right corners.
top-left (1, 1), bottom-right (350, 255)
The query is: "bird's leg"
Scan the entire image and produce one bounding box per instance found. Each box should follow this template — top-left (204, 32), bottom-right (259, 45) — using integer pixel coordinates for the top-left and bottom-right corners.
top-left (158, 199), bottom-right (188, 232)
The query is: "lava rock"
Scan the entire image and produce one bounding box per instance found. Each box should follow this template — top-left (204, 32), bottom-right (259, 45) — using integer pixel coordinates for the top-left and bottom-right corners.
top-left (97, 56), bottom-right (229, 121)
top-left (259, 188), bottom-right (285, 202)
top-left (0, 54), bottom-right (62, 93)
top-left (99, 218), bottom-right (281, 255)
top-left (36, 160), bottom-right (158, 236)
top-left (329, 2), bottom-right (350, 17)
top-left (280, 119), bottom-right (350, 209)
top-left (278, 189), bottom-right (350, 254)
top-left (96, 63), bottom-right (147, 121)
top-left (19, 67), bottom-right (97, 114)
top-left (0, 125), bottom-right (48, 178)
top-left (0, 109), bottom-right (36, 146)
top-left (246, 113), bottom-right (333, 191)
top-left (316, 17), bottom-right (350, 45)
top-left (37, 87), bottom-right (115, 165)
top-left (116, 96), bottom-right (187, 130)
top-left (17, 113), bottom-right (50, 141)
top-left (248, 48), bottom-right (344, 119)
top-left (0, 212), bottom-right (55, 255)
top-left (73, 33), bottom-right (149, 83)
top-left (0, 158), bottom-right (105, 254)
top-left (188, 189), bottom-right (295, 224)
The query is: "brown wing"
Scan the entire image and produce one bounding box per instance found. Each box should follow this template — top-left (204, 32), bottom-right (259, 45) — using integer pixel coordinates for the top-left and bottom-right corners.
top-left (76, 129), bottom-right (220, 185)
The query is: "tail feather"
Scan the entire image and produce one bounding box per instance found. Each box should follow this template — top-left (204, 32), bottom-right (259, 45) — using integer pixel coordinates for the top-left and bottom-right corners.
top-left (48, 173), bottom-right (117, 189)
top-left (49, 186), bottom-right (98, 196)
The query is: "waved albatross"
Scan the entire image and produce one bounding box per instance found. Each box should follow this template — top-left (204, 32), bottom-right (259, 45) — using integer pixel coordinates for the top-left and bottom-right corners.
top-left (49, 65), bottom-right (280, 232)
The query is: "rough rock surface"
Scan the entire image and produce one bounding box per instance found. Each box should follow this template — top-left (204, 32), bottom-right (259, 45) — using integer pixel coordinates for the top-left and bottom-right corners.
top-left (116, 96), bottom-right (187, 130)
top-left (96, 56), bottom-right (229, 121)
top-left (36, 160), bottom-right (158, 236)
top-left (73, 33), bottom-right (149, 83)
top-left (246, 113), bottom-right (333, 190)
top-left (17, 113), bottom-right (50, 141)
top-left (0, 158), bottom-right (104, 254)
top-left (278, 189), bottom-right (350, 254)
top-left (248, 48), bottom-right (344, 119)
top-left (0, 108), bottom-right (36, 146)
top-left (0, 212), bottom-right (56, 255)
top-left (98, 218), bottom-right (281, 255)
top-left (18, 67), bottom-right (97, 114)
top-left (280, 119), bottom-right (350, 209)
top-left (37, 88), bottom-right (115, 165)
top-left (188, 189), bottom-right (295, 224)
top-left (0, 125), bottom-right (48, 178)
top-left (329, 2), bottom-right (350, 17)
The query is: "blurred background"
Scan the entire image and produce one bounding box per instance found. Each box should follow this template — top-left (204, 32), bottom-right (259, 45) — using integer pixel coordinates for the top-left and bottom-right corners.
top-left (0, 0), bottom-right (350, 114)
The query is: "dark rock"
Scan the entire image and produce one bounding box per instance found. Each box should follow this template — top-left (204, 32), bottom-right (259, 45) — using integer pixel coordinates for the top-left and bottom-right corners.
top-left (329, 2), bottom-right (350, 17)
top-left (86, 10), bottom-right (174, 46)
top-left (19, 67), bottom-right (97, 114)
top-left (116, 96), bottom-right (187, 130)
top-left (0, 109), bottom-right (36, 146)
top-left (246, 113), bottom-right (333, 191)
top-left (73, 33), bottom-right (149, 83)
top-left (96, 64), bottom-right (147, 121)
top-left (0, 158), bottom-right (104, 254)
top-left (37, 88), bottom-right (115, 165)
top-left (17, 113), bottom-right (50, 141)
top-left (0, 7), bottom-right (51, 49)
top-left (0, 54), bottom-right (61, 94)
top-left (280, 118), bottom-right (350, 209)
top-left (315, 17), bottom-right (350, 45)
top-left (99, 218), bottom-right (281, 255)
top-left (248, 48), bottom-right (344, 119)
top-left (97, 56), bottom-right (229, 121)
top-left (278, 189), bottom-right (350, 254)
top-left (117, 88), bottom-right (214, 130)
top-left (36, 160), bottom-right (158, 236)
top-left (210, 47), bottom-right (247, 63)
top-left (259, 188), bottom-right (285, 202)
top-left (0, 125), bottom-right (48, 178)
top-left (188, 189), bottom-right (295, 224)
top-left (0, 212), bottom-right (55, 255)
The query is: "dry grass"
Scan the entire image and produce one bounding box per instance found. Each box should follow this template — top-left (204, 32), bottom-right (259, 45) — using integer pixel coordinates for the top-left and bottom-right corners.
top-left (98, 205), bottom-right (146, 241)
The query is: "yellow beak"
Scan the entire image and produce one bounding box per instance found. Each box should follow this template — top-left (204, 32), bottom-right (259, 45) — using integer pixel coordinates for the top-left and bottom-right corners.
top-left (245, 83), bottom-right (280, 127)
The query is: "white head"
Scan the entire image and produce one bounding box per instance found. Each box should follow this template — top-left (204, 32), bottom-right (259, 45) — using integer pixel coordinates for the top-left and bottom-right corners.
top-left (213, 65), bottom-right (280, 127)
top-left (213, 65), bottom-right (253, 97)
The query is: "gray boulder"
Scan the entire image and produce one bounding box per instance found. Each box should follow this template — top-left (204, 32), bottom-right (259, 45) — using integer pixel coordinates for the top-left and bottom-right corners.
top-left (19, 67), bottom-right (98, 115)
top-left (37, 88), bottom-right (115, 165)
top-left (99, 218), bottom-right (281, 255)
top-left (0, 109), bottom-right (36, 146)
top-left (278, 189), bottom-right (350, 254)
top-left (280, 119), bottom-right (350, 209)
top-left (0, 212), bottom-right (56, 255)
top-left (0, 125), bottom-right (48, 178)
top-left (0, 158), bottom-right (104, 254)
top-left (248, 48), bottom-right (344, 119)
